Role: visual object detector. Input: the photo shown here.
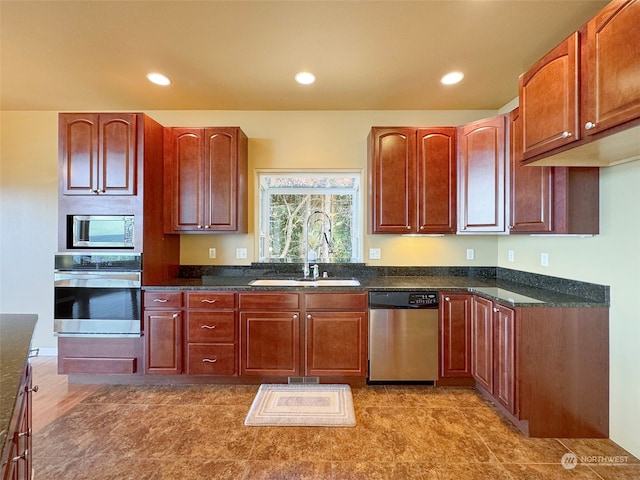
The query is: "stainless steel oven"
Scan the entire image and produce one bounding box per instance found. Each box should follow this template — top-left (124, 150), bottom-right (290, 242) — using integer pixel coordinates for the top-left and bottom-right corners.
top-left (54, 253), bottom-right (142, 337)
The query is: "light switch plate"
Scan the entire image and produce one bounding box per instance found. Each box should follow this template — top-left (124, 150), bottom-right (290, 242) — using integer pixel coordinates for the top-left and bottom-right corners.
top-left (541, 252), bottom-right (549, 267)
top-left (466, 248), bottom-right (475, 260)
top-left (236, 248), bottom-right (247, 259)
top-left (369, 248), bottom-right (381, 260)
top-left (208, 248), bottom-right (217, 259)
top-left (508, 250), bottom-right (514, 262)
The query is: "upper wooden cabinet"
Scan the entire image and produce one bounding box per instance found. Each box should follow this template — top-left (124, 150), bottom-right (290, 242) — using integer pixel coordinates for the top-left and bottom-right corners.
top-left (519, 32), bottom-right (580, 160)
top-left (164, 127), bottom-right (248, 233)
top-left (368, 127), bottom-right (457, 234)
top-left (519, 0), bottom-right (640, 166)
top-left (59, 113), bottom-right (138, 195)
top-left (584, 0), bottom-right (640, 136)
top-left (510, 108), bottom-right (600, 234)
top-left (457, 115), bottom-right (507, 233)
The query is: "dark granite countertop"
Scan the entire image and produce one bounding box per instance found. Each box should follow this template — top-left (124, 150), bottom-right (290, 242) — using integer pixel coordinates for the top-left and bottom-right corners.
top-left (0, 314), bottom-right (37, 454)
top-left (144, 271), bottom-right (608, 308)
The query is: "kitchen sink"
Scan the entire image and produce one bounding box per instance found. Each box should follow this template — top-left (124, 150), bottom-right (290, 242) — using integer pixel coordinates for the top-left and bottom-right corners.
top-left (248, 278), bottom-right (361, 287)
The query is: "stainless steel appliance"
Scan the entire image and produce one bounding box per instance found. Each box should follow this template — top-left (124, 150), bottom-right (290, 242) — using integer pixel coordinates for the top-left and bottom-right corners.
top-left (67, 215), bottom-right (135, 248)
top-left (368, 290), bottom-right (439, 383)
top-left (54, 252), bottom-right (142, 337)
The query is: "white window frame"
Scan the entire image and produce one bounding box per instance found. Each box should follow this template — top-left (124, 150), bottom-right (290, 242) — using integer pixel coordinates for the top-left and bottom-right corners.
top-left (256, 169), bottom-right (363, 263)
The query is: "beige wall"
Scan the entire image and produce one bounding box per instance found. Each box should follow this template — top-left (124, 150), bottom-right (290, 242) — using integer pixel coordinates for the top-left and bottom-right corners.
top-left (1, 110), bottom-right (638, 457)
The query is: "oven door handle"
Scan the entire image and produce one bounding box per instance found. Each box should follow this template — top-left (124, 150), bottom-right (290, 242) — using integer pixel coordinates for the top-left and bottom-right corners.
top-left (54, 271), bottom-right (141, 288)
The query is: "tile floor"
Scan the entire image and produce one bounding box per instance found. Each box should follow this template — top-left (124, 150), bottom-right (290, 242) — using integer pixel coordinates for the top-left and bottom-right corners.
top-left (32, 373), bottom-right (639, 479)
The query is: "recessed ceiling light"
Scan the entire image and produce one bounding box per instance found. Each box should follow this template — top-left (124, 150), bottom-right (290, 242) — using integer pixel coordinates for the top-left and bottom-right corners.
top-left (441, 71), bottom-right (464, 85)
top-left (146, 72), bottom-right (171, 86)
top-left (295, 72), bottom-right (316, 85)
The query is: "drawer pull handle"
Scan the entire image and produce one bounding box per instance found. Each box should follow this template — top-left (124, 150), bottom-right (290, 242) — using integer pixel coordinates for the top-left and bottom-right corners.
top-left (201, 299), bottom-right (217, 304)
top-left (200, 325), bottom-right (217, 329)
top-left (202, 358), bottom-right (218, 363)
top-left (153, 299), bottom-right (168, 303)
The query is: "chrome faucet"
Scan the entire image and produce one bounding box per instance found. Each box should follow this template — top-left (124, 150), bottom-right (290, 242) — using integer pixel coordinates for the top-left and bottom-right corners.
top-left (303, 210), bottom-right (333, 278)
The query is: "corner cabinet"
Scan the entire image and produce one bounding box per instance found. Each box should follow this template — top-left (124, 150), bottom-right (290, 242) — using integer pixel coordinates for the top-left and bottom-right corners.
top-left (164, 127), bottom-right (248, 233)
top-left (509, 108), bottom-right (600, 234)
top-left (59, 113), bottom-right (138, 196)
top-left (368, 127), bottom-right (457, 234)
top-left (457, 115), bottom-right (507, 233)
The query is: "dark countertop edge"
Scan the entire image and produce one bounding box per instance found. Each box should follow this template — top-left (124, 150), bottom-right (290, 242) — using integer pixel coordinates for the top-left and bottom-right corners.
top-left (142, 276), bottom-right (607, 308)
top-left (0, 314), bottom-right (37, 457)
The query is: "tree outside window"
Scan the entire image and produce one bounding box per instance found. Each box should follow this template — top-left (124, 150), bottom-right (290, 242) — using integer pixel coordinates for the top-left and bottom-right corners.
top-left (258, 172), bottom-right (361, 263)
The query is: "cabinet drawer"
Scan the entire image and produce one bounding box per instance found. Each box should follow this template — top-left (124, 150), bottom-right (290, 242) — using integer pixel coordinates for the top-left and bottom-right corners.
top-left (305, 292), bottom-right (368, 310)
top-left (187, 292), bottom-right (235, 309)
top-left (187, 344), bottom-right (236, 375)
top-left (239, 292), bottom-right (300, 309)
top-left (187, 312), bottom-right (235, 343)
top-left (144, 291), bottom-right (183, 309)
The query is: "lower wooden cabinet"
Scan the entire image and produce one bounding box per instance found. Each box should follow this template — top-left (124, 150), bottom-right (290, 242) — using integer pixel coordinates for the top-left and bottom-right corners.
top-left (438, 293), bottom-right (473, 384)
top-left (144, 291), bottom-right (183, 375)
top-left (471, 296), bottom-right (495, 393)
top-left (305, 293), bottom-right (368, 377)
top-left (1, 363), bottom-right (34, 480)
top-left (186, 292), bottom-right (238, 376)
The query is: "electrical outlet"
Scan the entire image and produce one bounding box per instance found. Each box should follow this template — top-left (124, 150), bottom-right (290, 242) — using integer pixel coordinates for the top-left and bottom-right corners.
top-left (466, 248), bottom-right (475, 260)
top-left (369, 248), bottom-right (381, 260)
top-left (508, 250), bottom-right (515, 262)
top-left (236, 248), bottom-right (247, 259)
top-left (541, 252), bottom-right (549, 267)
top-left (208, 248), bottom-right (217, 259)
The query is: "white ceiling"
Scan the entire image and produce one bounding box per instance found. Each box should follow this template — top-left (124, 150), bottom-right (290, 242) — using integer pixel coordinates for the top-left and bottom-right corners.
top-left (0, 0), bottom-right (608, 111)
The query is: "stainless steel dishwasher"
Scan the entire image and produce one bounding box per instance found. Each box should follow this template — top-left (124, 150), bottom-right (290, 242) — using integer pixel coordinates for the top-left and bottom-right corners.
top-left (368, 291), bottom-right (439, 383)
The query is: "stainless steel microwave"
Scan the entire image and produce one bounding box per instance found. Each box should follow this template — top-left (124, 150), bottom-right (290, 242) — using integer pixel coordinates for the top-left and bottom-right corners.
top-left (69, 215), bottom-right (135, 248)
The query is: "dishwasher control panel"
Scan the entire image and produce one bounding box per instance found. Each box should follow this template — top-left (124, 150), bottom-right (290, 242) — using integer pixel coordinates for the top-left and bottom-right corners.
top-left (408, 292), bottom-right (438, 307)
top-left (369, 291), bottom-right (439, 309)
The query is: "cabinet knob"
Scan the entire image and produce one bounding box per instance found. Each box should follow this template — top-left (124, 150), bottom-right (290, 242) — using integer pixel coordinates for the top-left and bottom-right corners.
top-left (200, 324), bottom-right (217, 329)
top-left (204, 225), bottom-right (210, 229)
top-left (444, 297), bottom-right (450, 302)
top-left (197, 225), bottom-right (204, 229)
top-left (493, 307), bottom-right (499, 313)
top-left (307, 314), bottom-right (312, 320)
top-left (292, 314), bottom-right (298, 320)
top-left (26, 385), bottom-right (38, 393)
top-left (419, 226), bottom-right (425, 231)
top-left (585, 121), bottom-right (597, 130)
top-left (561, 131), bottom-right (572, 138)
top-left (172, 313), bottom-right (179, 319)
top-left (406, 225), bottom-right (411, 230)
top-left (202, 358), bottom-right (218, 363)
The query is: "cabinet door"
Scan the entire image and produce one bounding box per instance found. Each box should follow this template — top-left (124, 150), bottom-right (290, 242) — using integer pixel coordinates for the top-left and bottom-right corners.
top-left (417, 128), bottom-right (457, 234)
top-left (368, 127), bottom-right (416, 233)
top-left (439, 293), bottom-right (472, 379)
top-left (204, 128), bottom-right (240, 231)
top-left (167, 128), bottom-right (206, 231)
top-left (509, 108), bottom-right (553, 233)
top-left (145, 311), bottom-right (182, 374)
top-left (458, 115), bottom-right (507, 233)
top-left (240, 311), bottom-right (300, 376)
top-left (520, 32), bottom-right (580, 159)
top-left (584, 0), bottom-right (640, 136)
top-left (59, 113), bottom-right (137, 196)
top-left (471, 296), bottom-right (494, 392)
top-left (493, 304), bottom-right (516, 415)
top-left (305, 311), bottom-right (367, 377)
